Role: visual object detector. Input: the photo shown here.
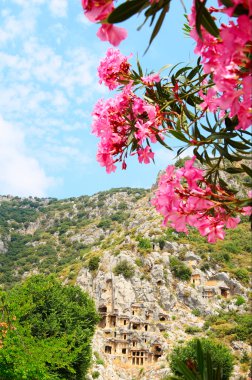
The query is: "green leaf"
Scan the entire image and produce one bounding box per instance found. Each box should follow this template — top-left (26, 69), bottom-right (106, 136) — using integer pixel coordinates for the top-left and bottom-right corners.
top-left (219, 0), bottom-right (234, 7)
top-left (169, 130), bottom-right (189, 143)
top-left (136, 58), bottom-right (143, 77)
top-left (155, 134), bottom-right (172, 150)
top-left (193, 148), bottom-right (204, 163)
top-left (227, 139), bottom-right (251, 150)
top-left (187, 65), bottom-right (201, 80)
top-left (175, 361), bottom-right (197, 380)
top-left (224, 167), bottom-right (244, 174)
top-left (195, 0), bottom-right (220, 38)
top-left (196, 340), bottom-right (204, 377)
top-left (145, 2), bottom-right (170, 53)
top-left (175, 66), bottom-right (192, 78)
top-left (206, 351), bottom-right (214, 379)
top-left (107, 0), bottom-right (147, 24)
top-left (241, 164), bottom-right (252, 177)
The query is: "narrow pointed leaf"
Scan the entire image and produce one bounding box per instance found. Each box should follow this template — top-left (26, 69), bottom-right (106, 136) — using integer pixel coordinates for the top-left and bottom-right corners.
top-left (145, 3), bottom-right (170, 53)
top-left (241, 164), bottom-right (252, 177)
top-left (175, 361), bottom-right (198, 380)
top-left (108, 0), bottom-right (147, 23)
top-left (196, 340), bottom-right (204, 377)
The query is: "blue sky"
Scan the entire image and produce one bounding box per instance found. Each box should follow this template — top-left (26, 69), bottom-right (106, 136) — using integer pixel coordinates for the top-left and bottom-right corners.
top-left (0, 0), bottom-right (197, 198)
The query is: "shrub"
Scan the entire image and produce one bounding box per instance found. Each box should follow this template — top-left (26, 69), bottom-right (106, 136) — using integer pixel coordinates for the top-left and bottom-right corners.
top-left (234, 268), bottom-right (250, 283)
top-left (88, 256), bottom-right (100, 271)
top-left (157, 238), bottom-right (166, 250)
top-left (97, 219), bottom-right (111, 229)
top-left (192, 309), bottom-right (201, 317)
top-left (235, 295), bottom-right (246, 306)
top-left (118, 202), bottom-right (128, 210)
top-left (240, 351), bottom-right (250, 364)
top-left (138, 237), bottom-right (152, 251)
top-left (200, 262), bottom-right (210, 272)
top-left (169, 256), bottom-right (191, 281)
top-left (185, 326), bottom-right (202, 334)
top-left (110, 211), bottom-right (129, 222)
top-left (93, 351), bottom-right (104, 365)
top-left (113, 260), bottom-right (135, 279)
top-left (170, 338), bottom-right (234, 380)
top-left (92, 371), bottom-right (100, 379)
top-left (135, 258), bottom-right (143, 267)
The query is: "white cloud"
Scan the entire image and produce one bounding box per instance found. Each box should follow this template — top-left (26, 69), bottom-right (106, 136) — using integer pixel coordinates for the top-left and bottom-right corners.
top-left (0, 8), bottom-right (36, 45)
top-left (49, 0), bottom-right (68, 17)
top-left (0, 116), bottom-right (55, 196)
top-left (6, 0), bottom-right (68, 17)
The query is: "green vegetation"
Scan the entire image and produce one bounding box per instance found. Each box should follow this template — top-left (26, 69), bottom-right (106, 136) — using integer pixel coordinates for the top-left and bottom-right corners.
top-left (235, 295), bottom-right (246, 306)
top-left (169, 256), bottom-right (192, 281)
top-left (97, 219), bottom-right (111, 229)
top-left (0, 275), bottom-right (99, 380)
top-left (113, 260), bottom-right (135, 279)
top-left (204, 312), bottom-right (252, 344)
top-left (137, 237), bottom-right (152, 252)
top-left (192, 309), bottom-right (201, 317)
top-left (170, 338), bottom-right (234, 380)
top-left (0, 200), bottom-right (39, 231)
top-left (92, 371), bottom-right (100, 379)
top-left (93, 352), bottom-right (105, 366)
top-left (185, 326), bottom-right (202, 334)
top-left (233, 268), bottom-right (250, 284)
top-left (157, 237), bottom-right (166, 250)
top-left (88, 256), bottom-right (100, 271)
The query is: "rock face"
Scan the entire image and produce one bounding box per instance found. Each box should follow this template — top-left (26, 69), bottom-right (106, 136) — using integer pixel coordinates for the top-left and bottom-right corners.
top-left (0, 239), bottom-right (7, 254)
top-left (76, 246), bottom-right (248, 380)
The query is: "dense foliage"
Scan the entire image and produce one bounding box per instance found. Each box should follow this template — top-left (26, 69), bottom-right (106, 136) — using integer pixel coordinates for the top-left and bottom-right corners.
top-left (170, 338), bottom-right (234, 380)
top-left (169, 256), bottom-right (192, 281)
top-left (204, 312), bottom-right (252, 344)
top-left (0, 275), bottom-right (99, 380)
top-left (113, 259), bottom-right (135, 279)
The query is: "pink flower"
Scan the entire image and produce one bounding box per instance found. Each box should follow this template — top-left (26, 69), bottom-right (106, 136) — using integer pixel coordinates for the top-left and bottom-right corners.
top-left (97, 24), bottom-right (128, 46)
top-left (134, 120), bottom-right (151, 145)
top-left (189, 2), bottom-right (252, 130)
top-left (152, 157), bottom-right (242, 243)
top-left (82, 0), bottom-right (114, 22)
top-left (226, 216), bottom-right (240, 229)
top-left (179, 156), bottom-right (204, 188)
top-left (198, 220), bottom-right (225, 243)
top-left (92, 84), bottom-right (164, 172)
top-left (137, 146), bottom-right (155, 164)
top-left (98, 48), bottom-right (131, 90)
top-left (141, 73), bottom-right (160, 86)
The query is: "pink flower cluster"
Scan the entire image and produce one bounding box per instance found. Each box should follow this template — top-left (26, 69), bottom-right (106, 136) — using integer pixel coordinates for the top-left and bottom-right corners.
top-left (92, 83), bottom-right (164, 173)
top-left (189, 0), bottom-right (252, 130)
top-left (97, 48), bottom-right (131, 90)
top-left (81, 0), bottom-right (127, 46)
top-left (152, 157), bottom-right (242, 243)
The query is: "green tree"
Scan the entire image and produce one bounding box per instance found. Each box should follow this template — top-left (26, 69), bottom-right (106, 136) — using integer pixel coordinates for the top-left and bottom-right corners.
top-left (170, 256), bottom-right (192, 281)
top-left (170, 338), bottom-right (234, 380)
top-left (0, 275), bottom-right (99, 380)
top-left (113, 260), bottom-right (135, 279)
top-left (88, 256), bottom-right (100, 271)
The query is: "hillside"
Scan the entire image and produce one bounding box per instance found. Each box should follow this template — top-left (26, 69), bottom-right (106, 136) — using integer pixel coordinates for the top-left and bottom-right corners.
top-left (0, 188), bottom-right (251, 379)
